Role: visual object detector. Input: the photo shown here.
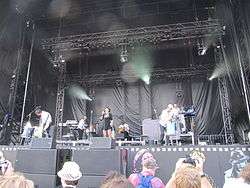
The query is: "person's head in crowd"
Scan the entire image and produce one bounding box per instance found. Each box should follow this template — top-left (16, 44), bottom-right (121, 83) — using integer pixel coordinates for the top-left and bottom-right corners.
top-left (174, 166), bottom-right (201, 188)
top-left (166, 154), bottom-right (213, 188)
top-left (133, 149), bottom-right (155, 173)
top-left (142, 152), bottom-right (154, 163)
top-left (167, 104), bottom-right (174, 110)
top-left (230, 150), bottom-right (249, 177)
top-left (57, 161), bottom-right (82, 188)
top-left (240, 163), bottom-right (250, 184)
top-left (100, 171), bottom-right (133, 188)
top-left (141, 158), bottom-right (159, 176)
top-left (0, 172), bottom-right (34, 188)
top-left (189, 150), bottom-right (206, 163)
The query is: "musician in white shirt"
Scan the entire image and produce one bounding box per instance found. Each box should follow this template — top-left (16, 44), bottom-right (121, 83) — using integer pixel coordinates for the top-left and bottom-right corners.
top-left (35, 108), bottom-right (52, 138)
top-left (77, 116), bottom-right (87, 139)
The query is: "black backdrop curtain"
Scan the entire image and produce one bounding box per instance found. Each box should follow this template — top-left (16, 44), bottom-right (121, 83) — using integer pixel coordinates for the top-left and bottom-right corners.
top-left (64, 78), bottom-right (223, 136)
top-left (215, 0), bottom-right (250, 142)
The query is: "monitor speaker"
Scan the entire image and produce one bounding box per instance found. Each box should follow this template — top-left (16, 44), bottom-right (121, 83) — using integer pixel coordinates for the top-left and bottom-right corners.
top-left (72, 149), bottom-right (122, 176)
top-left (89, 137), bottom-right (114, 149)
top-left (15, 149), bottom-right (58, 175)
top-left (30, 138), bottom-right (55, 149)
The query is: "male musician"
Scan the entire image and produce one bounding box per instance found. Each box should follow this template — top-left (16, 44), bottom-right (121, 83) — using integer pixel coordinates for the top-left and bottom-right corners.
top-left (77, 116), bottom-right (87, 140)
top-left (159, 104), bottom-right (175, 145)
top-left (34, 108), bottom-right (52, 138)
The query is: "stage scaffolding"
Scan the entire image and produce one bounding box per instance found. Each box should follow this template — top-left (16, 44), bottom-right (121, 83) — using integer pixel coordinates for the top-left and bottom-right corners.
top-left (40, 19), bottom-right (230, 141)
top-left (41, 19), bottom-right (223, 52)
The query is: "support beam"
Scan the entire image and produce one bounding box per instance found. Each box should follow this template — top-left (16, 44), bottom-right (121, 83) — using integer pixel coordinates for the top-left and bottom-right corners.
top-left (41, 19), bottom-right (224, 52)
top-left (55, 61), bottom-right (66, 140)
top-left (215, 47), bottom-right (234, 144)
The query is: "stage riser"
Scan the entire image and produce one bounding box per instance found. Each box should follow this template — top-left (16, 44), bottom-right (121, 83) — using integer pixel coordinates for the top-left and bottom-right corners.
top-left (72, 149), bottom-right (123, 176)
top-left (78, 176), bottom-right (105, 188)
top-left (15, 149), bottom-right (58, 175)
top-left (0, 146), bottom-right (249, 188)
top-left (23, 173), bottom-right (57, 188)
top-left (89, 137), bottom-right (115, 149)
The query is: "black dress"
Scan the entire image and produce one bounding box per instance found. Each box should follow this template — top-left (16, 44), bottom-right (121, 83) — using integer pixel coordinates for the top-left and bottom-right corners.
top-left (103, 113), bottom-right (113, 130)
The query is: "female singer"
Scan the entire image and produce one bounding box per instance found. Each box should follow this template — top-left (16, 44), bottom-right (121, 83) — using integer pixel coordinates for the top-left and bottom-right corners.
top-left (100, 107), bottom-right (113, 138)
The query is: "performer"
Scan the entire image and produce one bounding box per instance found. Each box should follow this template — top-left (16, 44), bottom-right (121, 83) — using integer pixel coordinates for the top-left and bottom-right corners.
top-left (34, 108), bottom-right (52, 138)
top-left (159, 104), bottom-right (176, 145)
top-left (77, 115), bottom-right (88, 140)
top-left (100, 107), bottom-right (113, 138)
top-left (118, 122), bottom-right (131, 141)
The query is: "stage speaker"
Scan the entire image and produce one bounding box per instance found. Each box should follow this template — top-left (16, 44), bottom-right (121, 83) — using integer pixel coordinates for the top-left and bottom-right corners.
top-left (0, 149), bottom-right (18, 165)
top-left (23, 173), bottom-right (57, 188)
top-left (89, 137), bottom-right (114, 149)
top-left (30, 138), bottom-right (54, 149)
top-left (15, 149), bottom-right (58, 175)
top-left (72, 149), bottom-right (121, 176)
top-left (78, 175), bottom-right (105, 188)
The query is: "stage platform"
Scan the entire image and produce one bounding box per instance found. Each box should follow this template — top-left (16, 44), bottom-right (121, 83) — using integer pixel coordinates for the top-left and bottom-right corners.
top-left (0, 144), bottom-right (249, 188)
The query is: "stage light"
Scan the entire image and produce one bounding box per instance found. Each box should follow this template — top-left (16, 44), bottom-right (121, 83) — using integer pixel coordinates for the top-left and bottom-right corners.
top-left (208, 76), bottom-right (214, 81)
top-left (198, 46), bottom-right (207, 56)
top-left (120, 44), bottom-right (128, 63)
top-left (142, 75), bottom-right (150, 85)
top-left (197, 39), bottom-right (207, 56)
top-left (120, 50), bottom-right (128, 63)
top-left (120, 52), bottom-right (128, 63)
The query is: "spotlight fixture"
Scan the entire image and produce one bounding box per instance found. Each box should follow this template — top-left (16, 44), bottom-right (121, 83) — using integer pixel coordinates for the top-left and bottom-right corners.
top-left (198, 47), bottom-right (207, 56)
top-left (197, 39), bottom-right (207, 56)
top-left (120, 44), bottom-right (128, 63)
top-left (208, 75), bottom-right (215, 81)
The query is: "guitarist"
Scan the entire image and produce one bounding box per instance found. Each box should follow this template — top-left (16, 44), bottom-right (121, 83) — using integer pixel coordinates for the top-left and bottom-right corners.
top-left (34, 108), bottom-right (52, 138)
top-left (77, 115), bottom-right (88, 140)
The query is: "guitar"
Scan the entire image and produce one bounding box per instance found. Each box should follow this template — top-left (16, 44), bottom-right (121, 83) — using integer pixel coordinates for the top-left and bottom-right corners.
top-left (33, 126), bottom-right (44, 138)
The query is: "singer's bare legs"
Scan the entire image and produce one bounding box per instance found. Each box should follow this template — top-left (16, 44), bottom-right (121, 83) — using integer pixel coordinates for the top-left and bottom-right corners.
top-left (102, 129), bottom-right (112, 138)
top-left (107, 129), bottom-right (112, 138)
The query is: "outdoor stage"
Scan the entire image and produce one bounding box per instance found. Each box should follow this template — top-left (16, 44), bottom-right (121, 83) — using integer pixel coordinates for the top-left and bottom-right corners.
top-left (1, 144), bottom-right (249, 188)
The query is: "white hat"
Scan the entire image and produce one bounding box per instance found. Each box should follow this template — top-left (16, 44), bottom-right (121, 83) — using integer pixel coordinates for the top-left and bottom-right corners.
top-left (57, 161), bottom-right (82, 181)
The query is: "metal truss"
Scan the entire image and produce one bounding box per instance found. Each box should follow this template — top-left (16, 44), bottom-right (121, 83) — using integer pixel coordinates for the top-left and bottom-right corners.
top-left (41, 19), bottom-right (224, 51)
top-left (230, 0), bottom-right (250, 124)
top-left (66, 64), bottom-right (213, 86)
top-left (55, 61), bottom-right (66, 140)
top-left (215, 47), bottom-right (234, 144)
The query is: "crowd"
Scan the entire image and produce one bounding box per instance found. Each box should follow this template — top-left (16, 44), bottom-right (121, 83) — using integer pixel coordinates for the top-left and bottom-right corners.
top-left (0, 150), bottom-right (249, 188)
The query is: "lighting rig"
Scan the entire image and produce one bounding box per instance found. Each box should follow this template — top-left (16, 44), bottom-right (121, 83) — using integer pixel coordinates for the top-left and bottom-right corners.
top-left (40, 19), bottom-right (225, 140)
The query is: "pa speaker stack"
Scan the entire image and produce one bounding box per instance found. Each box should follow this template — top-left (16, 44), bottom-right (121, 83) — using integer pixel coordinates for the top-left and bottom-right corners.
top-left (14, 149), bottom-right (59, 188)
top-left (72, 149), bottom-right (126, 188)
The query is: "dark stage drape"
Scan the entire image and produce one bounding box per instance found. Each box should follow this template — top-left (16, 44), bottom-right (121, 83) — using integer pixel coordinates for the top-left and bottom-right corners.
top-left (65, 79), bottom-right (223, 136)
top-left (215, 0), bottom-right (250, 142)
top-left (191, 79), bottom-right (223, 135)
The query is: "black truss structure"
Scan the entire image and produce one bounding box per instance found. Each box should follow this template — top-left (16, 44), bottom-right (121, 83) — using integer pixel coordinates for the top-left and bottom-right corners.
top-left (214, 46), bottom-right (234, 144)
top-left (41, 19), bottom-right (224, 52)
top-left (55, 61), bottom-right (66, 140)
top-left (66, 64), bottom-right (213, 86)
top-left (48, 19), bottom-right (225, 141)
